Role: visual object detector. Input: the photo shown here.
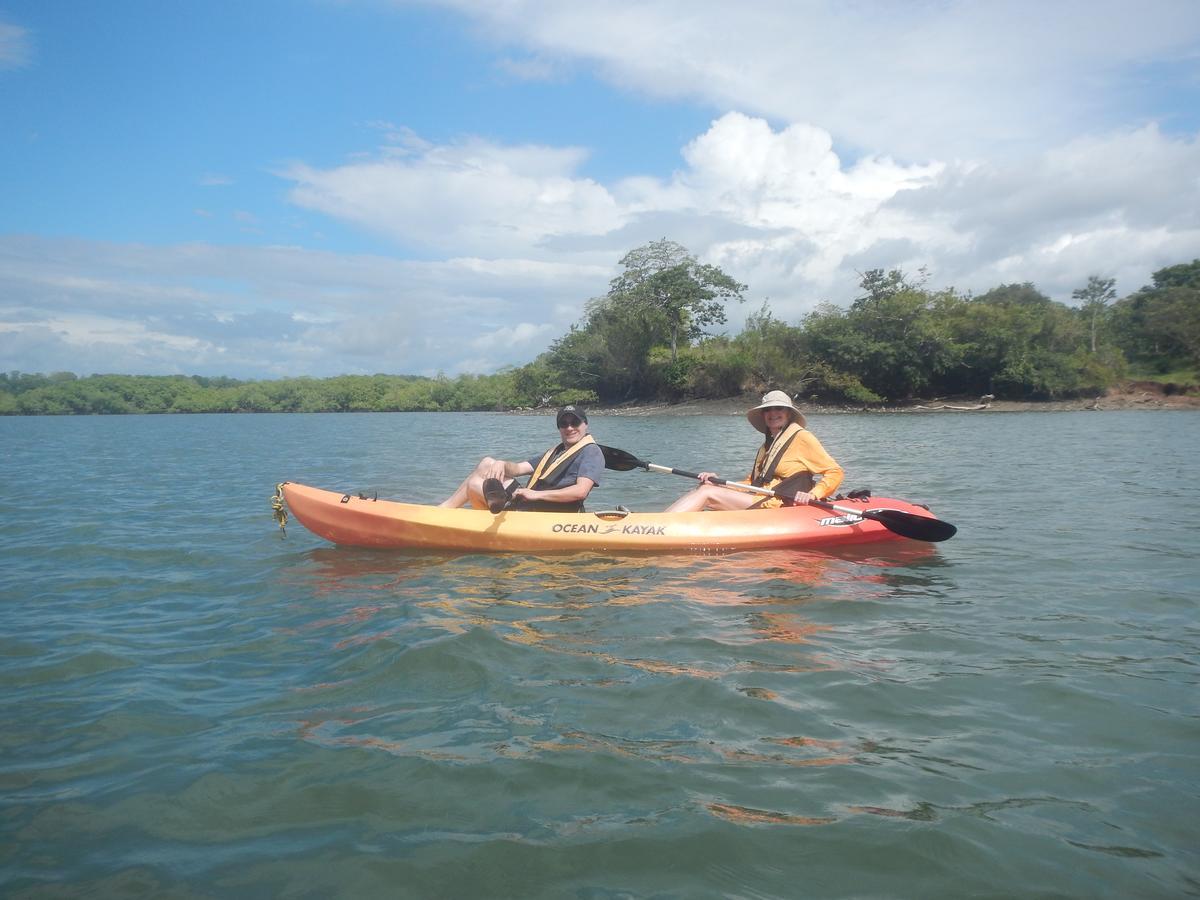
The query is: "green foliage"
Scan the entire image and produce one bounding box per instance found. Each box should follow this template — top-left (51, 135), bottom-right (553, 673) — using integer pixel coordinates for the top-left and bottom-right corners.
top-left (508, 361), bottom-right (560, 409)
top-left (792, 271), bottom-right (963, 400)
top-left (645, 346), bottom-right (697, 398)
top-left (0, 372), bottom-right (519, 416)
top-left (732, 302), bottom-right (808, 391)
top-left (1127, 364), bottom-right (1198, 384)
top-left (608, 239), bottom-right (746, 361)
top-left (680, 341), bottom-right (751, 399)
top-left (555, 388), bottom-right (600, 408)
top-left (1110, 259), bottom-right (1200, 374)
top-left (1072, 275), bottom-right (1117, 353)
top-left (544, 294), bottom-right (666, 402)
top-left (908, 281), bottom-right (1136, 399)
top-left (791, 361), bottom-right (883, 405)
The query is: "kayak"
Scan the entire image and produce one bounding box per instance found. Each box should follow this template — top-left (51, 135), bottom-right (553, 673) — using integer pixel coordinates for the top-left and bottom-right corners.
top-left (279, 482), bottom-right (947, 553)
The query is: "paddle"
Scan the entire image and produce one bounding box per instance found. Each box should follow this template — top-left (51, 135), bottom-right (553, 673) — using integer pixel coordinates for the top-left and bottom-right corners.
top-left (599, 445), bottom-right (957, 543)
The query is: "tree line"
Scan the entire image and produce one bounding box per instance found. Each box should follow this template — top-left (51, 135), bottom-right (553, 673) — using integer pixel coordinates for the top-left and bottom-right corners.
top-left (2, 242), bottom-right (1197, 415)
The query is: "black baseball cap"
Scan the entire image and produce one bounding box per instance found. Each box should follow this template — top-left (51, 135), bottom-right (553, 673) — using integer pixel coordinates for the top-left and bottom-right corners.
top-left (556, 405), bottom-right (588, 426)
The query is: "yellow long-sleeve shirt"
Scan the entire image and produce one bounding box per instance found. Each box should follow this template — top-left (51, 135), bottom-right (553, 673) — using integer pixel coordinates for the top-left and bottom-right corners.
top-left (748, 425), bottom-right (844, 506)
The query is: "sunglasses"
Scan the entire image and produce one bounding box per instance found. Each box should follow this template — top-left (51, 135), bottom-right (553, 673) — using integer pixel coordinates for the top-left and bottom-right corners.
top-left (558, 417), bottom-right (582, 428)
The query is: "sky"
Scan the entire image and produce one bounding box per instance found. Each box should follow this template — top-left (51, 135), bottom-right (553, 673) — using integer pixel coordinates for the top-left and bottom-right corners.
top-left (2, 0), bottom-right (1199, 380)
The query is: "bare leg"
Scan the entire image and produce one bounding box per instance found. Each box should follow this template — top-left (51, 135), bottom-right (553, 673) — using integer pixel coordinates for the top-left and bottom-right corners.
top-left (439, 474), bottom-right (479, 509)
top-left (439, 457), bottom-right (512, 509)
top-left (664, 483), bottom-right (759, 513)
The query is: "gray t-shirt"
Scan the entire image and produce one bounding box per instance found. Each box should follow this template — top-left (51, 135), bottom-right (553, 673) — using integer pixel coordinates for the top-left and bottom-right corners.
top-left (524, 442), bottom-right (604, 491)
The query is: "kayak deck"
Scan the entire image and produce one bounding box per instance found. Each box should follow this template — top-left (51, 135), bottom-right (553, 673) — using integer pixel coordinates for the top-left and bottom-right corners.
top-left (280, 482), bottom-right (941, 553)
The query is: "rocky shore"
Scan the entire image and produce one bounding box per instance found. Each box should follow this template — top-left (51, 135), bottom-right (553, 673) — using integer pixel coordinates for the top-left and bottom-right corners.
top-left (592, 381), bottom-right (1199, 417)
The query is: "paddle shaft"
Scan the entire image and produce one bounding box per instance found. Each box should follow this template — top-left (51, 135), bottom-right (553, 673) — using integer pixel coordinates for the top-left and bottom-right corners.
top-left (646, 463), bottom-right (865, 517)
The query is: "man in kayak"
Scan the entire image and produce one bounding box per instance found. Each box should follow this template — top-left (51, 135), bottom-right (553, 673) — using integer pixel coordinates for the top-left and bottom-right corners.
top-left (664, 391), bottom-right (844, 512)
top-left (438, 405), bottom-right (604, 513)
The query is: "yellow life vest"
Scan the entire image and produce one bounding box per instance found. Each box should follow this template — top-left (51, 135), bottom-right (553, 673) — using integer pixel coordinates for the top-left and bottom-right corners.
top-left (526, 435), bottom-right (597, 492)
top-left (751, 422), bottom-right (809, 489)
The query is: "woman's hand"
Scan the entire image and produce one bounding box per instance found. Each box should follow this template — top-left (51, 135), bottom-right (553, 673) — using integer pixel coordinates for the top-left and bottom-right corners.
top-left (789, 491), bottom-right (814, 505)
top-left (697, 472), bottom-right (718, 484)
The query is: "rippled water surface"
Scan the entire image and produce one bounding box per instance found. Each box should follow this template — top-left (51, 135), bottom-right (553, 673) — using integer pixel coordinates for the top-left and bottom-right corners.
top-left (2, 410), bottom-right (1197, 898)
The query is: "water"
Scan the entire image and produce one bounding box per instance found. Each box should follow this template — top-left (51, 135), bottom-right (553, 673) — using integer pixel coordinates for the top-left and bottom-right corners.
top-left (1, 410), bottom-right (1197, 898)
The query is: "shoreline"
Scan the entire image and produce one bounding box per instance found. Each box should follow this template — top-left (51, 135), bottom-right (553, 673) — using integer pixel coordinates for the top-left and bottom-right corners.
top-left (589, 383), bottom-right (1200, 418)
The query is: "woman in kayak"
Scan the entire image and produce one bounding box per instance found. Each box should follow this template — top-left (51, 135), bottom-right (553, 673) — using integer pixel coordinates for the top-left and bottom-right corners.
top-left (664, 391), bottom-right (844, 512)
top-left (438, 405), bottom-right (604, 513)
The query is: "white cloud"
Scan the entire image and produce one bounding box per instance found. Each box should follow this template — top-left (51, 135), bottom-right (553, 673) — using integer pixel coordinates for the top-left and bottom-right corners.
top-left (0, 19), bottom-right (32, 69)
top-left (0, 235), bottom-right (609, 378)
top-left (283, 135), bottom-right (624, 256)
top-left (493, 54), bottom-right (565, 83)
top-left (273, 113), bottom-right (952, 310)
top-left (639, 115), bottom-right (1198, 316)
top-left (424, 0), bottom-right (1200, 160)
top-left (470, 322), bottom-right (557, 351)
top-left (884, 124), bottom-right (1200, 298)
top-left (0, 313), bottom-right (208, 352)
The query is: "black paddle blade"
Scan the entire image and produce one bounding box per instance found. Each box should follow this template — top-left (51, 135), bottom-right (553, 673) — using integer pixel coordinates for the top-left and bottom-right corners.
top-left (863, 508), bottom-right (957, 542)
top-left (600, 445), bottom-right (648, 472)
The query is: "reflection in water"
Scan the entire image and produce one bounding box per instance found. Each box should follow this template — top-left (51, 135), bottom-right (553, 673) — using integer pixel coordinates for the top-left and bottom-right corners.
top-left (848, 803), bottom-right (939, 821)
top-left (299, 546), bottom-right (458, 591)
top-left (271, 539), bottom-right (1038, 838)
top-left (297, 542), bottom-right (944, 591)
top-left (839, 796), bottom-right (1168, 863)
top-left (298, 707), bottom-right (864, 771)
top-left (706, 803), bottom-right (837, 826)
top-left (282, 541), bottom-right (956, 833)
top-left (281, 543), bottom-right (952, 687)
top-left (745, 611), bottom-right (830, 644)
top-left (293, 543), bottom-right (946, 614)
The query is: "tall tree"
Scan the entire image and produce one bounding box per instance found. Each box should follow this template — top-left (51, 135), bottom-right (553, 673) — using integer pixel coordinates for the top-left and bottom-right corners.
top-left (1072, 275), bottom-right (1116, 353)
top-left (832, 268), bottom-right (960, 400)
top-left (1110, 260), bottom-right (1200, 371)
top-left (942, 283), bottom-right (1099, 398)
top-left (545, 294), bottom-right (665, 402)
top-left (608, 239), bottom-right (746, 362)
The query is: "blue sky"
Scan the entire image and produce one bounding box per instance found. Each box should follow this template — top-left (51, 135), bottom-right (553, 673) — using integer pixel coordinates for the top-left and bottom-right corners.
top-left (2, 0), bottom-right (1199, 379)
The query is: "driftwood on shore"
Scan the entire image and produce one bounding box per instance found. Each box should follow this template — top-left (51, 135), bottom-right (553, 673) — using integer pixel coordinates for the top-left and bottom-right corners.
top-left (911, 403), bottom-right (990, 410)
top-left (912, 394), bottom-right (994, 411)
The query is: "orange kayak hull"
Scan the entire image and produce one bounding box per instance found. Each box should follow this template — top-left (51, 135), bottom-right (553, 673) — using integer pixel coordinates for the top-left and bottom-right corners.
top-left (281, 482), bottom-right (941, 553)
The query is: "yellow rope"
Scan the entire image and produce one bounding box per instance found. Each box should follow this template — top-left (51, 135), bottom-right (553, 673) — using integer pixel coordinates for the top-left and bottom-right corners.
top-left (271, 483), bottom-right (288, 533)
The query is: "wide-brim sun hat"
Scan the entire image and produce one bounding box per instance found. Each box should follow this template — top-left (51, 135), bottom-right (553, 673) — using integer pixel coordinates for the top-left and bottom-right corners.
top-left (747, 390), bottom-right (806, 433)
